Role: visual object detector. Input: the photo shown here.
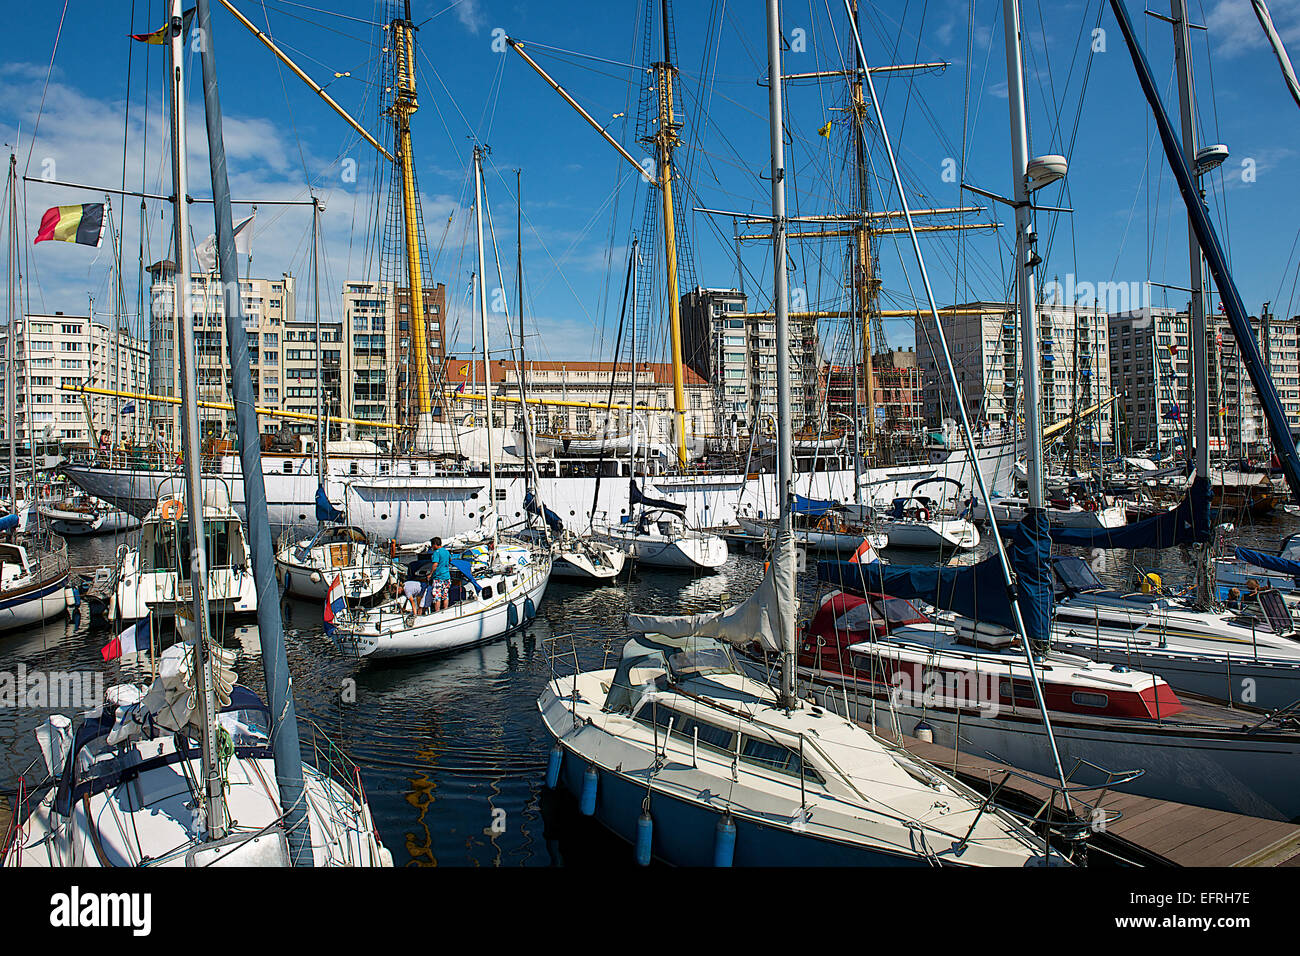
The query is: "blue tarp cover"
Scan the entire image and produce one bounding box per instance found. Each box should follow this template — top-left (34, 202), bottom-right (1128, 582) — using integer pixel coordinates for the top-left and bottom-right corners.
top-left (0, 514), bottom-right (17, 532)
top-left (1234, 546), bottom-right (1300, 584)
top-left (793, 494), bottom-right (837, 517)
top-left (315, 485), bottom-right (344, 523)
top-left (819, 508), bottom-right (1055, 647)
top-left (524, 491), bottom-right (563, 531)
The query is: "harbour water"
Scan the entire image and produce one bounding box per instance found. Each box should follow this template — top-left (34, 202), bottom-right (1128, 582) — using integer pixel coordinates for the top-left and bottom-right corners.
top-left (3, 509), bottom-right (1296, 866)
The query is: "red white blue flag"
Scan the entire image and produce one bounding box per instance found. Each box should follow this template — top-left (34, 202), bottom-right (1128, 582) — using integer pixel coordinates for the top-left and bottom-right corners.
top-left (323, 573), bottom-right (345, 635)
top-left (101, 614), bottom-right (152, 661)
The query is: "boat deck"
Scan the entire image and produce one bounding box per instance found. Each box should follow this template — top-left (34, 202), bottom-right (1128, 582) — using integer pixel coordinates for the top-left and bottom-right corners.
top-left (887, 728), bottom-right (1300, 866)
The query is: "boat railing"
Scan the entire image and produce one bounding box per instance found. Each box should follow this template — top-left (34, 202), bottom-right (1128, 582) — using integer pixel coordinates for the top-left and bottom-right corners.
top-left (65, 447), bottom-right (229, 474)
top-left (297, 716), bottom-right (386, 866)
top-left (24, 534), bottom-right (69, 582)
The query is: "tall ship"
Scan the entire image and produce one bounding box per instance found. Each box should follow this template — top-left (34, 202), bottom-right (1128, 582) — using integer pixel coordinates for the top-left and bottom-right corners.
top-left (55, 0), bottom-right (1029, 542)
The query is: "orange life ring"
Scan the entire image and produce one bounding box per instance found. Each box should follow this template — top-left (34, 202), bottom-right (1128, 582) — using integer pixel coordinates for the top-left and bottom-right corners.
top-left (159, 499), bottom-right (184, 520)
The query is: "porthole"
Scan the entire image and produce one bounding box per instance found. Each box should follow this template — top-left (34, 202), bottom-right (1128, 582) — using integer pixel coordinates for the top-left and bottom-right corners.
top-left (298, 514), bottom-right (307, 521)
top-left (380, 513), bottom-right (388, 521)
top-left (419, 513), bottom-right (426, 520)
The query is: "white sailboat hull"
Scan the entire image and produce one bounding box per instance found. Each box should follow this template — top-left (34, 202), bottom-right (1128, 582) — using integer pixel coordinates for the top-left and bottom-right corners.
top-left (330, 556), bottom-right (551, 659)
top-left (876, 518), bottom-right (979, 550)
top-left (807, 673), bottom-right (1300, 822)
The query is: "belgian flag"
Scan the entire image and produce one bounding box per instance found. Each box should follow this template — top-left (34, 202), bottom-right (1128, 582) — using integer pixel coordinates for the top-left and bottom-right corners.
top-left (34, 204), bottom-right (105, 247)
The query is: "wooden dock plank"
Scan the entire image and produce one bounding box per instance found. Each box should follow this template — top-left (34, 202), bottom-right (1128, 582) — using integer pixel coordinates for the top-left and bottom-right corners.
top-left (879, 728), bottom-right (1300, 867)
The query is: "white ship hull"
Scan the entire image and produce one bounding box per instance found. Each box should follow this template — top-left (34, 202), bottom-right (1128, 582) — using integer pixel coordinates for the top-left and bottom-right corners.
top-left (62, 437), bottom-right (1022, 544)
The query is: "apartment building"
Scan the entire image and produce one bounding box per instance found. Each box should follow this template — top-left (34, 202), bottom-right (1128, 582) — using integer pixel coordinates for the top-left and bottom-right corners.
top-left (0, 313), bottom-right (148, 449)
top-left (679, 287), bottom-right (819, 432)
top-left (340, 280), bottom-right (447, 441)
top-left (443, 358), bottom-right (716, 447)
top-left (1108, 308), bottom-right (1195, 453)
top-left (147, 260), bottom-right (297, 441)
top-left (1213, 307), bottom-right (1300, 457)
top-left (916, 302), bottom-right (1113, 446)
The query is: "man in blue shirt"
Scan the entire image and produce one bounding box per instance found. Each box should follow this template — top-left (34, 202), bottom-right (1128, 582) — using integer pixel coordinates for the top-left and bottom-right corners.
top-left (429, 537), bottom-right (452, 612)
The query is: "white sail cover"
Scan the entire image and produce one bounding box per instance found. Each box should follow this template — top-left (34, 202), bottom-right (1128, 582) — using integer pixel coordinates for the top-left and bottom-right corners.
top-left (105, 639), bottom-right (238, 746)
top-left (1253, 0), bottom-right (1300, 111)
top-left (626, 527), bottom-right (797, 654)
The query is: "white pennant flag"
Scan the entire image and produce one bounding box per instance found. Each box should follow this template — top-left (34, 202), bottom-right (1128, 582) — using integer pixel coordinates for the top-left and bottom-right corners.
top-left (194, 211), bottom-right (256, 273)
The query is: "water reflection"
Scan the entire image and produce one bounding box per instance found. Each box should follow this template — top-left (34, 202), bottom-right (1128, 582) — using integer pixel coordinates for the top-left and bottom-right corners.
top-left (2, 509), bottom-right (1293, 866)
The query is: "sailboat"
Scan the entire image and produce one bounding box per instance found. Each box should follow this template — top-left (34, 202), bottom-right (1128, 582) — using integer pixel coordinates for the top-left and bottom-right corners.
top-left (0, 154), bottom-right (70, 634)
top-left (510, 173), bottom-right (625, 585)
top-left (327, 146), bottom-right (551, 660)
top-left (112, 476), bottom-right (257, 623)
top-left (1014, 0), bottom-right (1300, 712)
top-left (806, 0), bottom-right (1300, 823)
top-left (4, 0), bottom-right (391, 866)
top-left (539, 1), bottom-right (1057, 866)
top-left (274, 201), bottom-right (398, 602)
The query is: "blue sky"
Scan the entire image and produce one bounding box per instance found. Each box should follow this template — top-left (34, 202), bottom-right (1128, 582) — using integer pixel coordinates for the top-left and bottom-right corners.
top-left (3, 0), bottom-right (1300, 371)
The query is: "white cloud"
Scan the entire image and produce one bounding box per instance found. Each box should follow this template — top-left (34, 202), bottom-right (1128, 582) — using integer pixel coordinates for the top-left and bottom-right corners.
top-left (452, 0), bottom-right (485, 34)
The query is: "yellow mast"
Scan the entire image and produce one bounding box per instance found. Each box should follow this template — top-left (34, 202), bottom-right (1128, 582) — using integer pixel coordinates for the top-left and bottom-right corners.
top-left (654, 55), bottom-right (690, 466)
top-left (849, 0), bottom-right (878, 455)
top-left (390, 8), bottom-right (432, 418)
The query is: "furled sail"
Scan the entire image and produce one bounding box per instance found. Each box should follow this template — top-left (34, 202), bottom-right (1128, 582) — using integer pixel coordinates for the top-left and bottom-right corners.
top-left (627, 526), bottom-right (796, 653)
top-left (315, 485), bottom-right (344, 523)
top-left (792, 494), bottom-right (837, 517)
top-left (524, 491), bottom-right (563, 531)
top-left (630, 480), bottom-right (686, 515)
top-left (1253, 0), bottom-right (1300, 111)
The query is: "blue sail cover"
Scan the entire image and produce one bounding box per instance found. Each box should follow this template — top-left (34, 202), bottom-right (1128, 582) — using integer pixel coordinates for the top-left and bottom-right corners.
top-left (793, 494), bottom-right (837, 517)
top-left (315, 485), bottom-right (344, 523)
top-left (0, 513), bottom-right (17, 532)
top-left (630, 480), bottom-right (686, 515)
top-left (1048, 476), bottom-right (1210, 549)
top-left (1234, 547), bottom-right (1300, 584)
top-left (524, 491), bottom-right (563, 531)
top-left (818, 509), bottom-right (1055, 646)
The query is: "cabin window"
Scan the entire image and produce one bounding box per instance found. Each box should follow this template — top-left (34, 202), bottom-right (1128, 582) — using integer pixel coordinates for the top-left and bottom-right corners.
top-left (633, 703), bottom-right (736, 754)
top-left (740, 736), bottom-right (823, 783)
top-left (282, 460), bottom-right (293, 474)
top-left (1071, 691), bottom-right (1109, 709)
top-left (349, 462), bottom-right (359, 476)
top-left (495, 488), bottom-right (507, 501)
top-left (833, 602), bottom-right (883, 633)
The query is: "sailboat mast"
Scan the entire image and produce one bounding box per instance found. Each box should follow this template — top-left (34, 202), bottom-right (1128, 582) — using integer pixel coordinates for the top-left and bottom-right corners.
top-left (1170, 0), bottom-right (1214, 605)
top-left (6, 154), bottom-right (16, 510)
top-left (194, 0), bottom-right (311, 863)
top-left (653, 0), bottom-right (690, 467)
top-left (312, 197), bottom-right (326, 480)
top-left (848, 0), bottom-right (877, 457)
top-left (1002, 0), bottom-right (1046, 514)
top-left (167, 0), bottom-right (225, 841)
top-left (766, 0), bottom-right (797, 708)
top-left (391, 2), bottom-right (434, 441)
top-left (516, 169), bottom-right (532, 495)
top-left (473, 146), bottom-right (497, 540)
